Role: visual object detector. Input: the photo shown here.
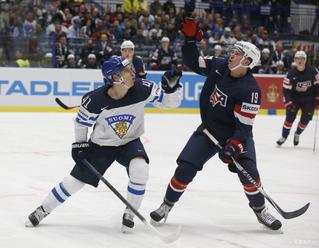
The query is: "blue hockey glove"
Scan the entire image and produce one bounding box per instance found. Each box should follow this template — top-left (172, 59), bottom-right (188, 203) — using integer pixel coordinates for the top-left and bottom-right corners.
top-left (219, 139), bottom-right (243, 164)
top-left (71, 142), bottom-right (90, 163)
top-left (161, 68), bottom-right (183, 94)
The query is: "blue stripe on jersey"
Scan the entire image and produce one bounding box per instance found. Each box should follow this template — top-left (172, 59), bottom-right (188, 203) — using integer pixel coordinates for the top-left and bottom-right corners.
top-left (89, 116), bottom-right (99, 121)
top-left (77, 112), bottom-right (88, 121)
top-left (52, 188), bottom-right (65, 203)
top-left (158, 90), bottom-right (164, 103)
top-left (75, 117), bottom-right (93, 127)
top-left (59, 182), bottom-right (71, 197)
top-left (127, 186), bottom-right (145, 195)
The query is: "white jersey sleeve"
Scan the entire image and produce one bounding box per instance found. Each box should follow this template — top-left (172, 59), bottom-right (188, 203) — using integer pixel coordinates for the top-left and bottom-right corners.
top-left (146, 80), bottom-right (183, 109)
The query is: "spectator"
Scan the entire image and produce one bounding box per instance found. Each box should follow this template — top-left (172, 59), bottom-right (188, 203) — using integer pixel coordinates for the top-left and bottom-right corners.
top-left (150, 36), bottom-right (177, 70)
top-left (256, 48), bottom-right (276, 74)
top-left (95, 33), bottom-right (113, 65)
top-left (220, 27), bottom-right (237, 49)
top-left (83, 53), bottom-right (99, 69)
top-left (163, 0), bottom-right (176, 15)
top-left (275, 60), bottom-right (286, 75)
top-left (123, 0), bottom-right (142, 15)
top-left (213, 45), bottom-right (223, 58)
top-left (55, 33), bottom-right (71, 68)
top-left (41, 52), bottom-right (53, 68)
top-left (12, 49), bottom-right (30, 67)
top-left (64, 54), bottom-right (79, 68)
top-left (150, 0), bottom-right (162, 16)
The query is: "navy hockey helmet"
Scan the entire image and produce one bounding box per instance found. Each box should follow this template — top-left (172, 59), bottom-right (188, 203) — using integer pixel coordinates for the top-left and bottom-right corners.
top-left (102, 56), bottom-right (130, 84)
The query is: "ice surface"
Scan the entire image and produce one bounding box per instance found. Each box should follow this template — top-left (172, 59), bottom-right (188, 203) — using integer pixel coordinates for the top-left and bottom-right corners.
top-left (0, 113), bottom-right (318, 248)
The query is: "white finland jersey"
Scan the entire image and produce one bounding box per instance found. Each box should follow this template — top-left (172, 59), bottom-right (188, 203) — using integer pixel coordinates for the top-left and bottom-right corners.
top-left (74, 79), bottom-right (182, 146)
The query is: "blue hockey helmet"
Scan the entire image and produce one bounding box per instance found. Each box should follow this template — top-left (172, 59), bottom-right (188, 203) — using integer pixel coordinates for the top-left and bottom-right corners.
top-left (102, 56), bottom-right (130, 84)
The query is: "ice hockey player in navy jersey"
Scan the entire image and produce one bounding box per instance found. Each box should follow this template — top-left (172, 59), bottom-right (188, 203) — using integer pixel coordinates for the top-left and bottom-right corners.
top-left (277, 51), bottom-right (319, 146)
top-left (150, 17), bottom-right (282, 231)
top-left (25, 56), bottom-right (183, 232)
top-left (120, 40), bottom-right (147, 79)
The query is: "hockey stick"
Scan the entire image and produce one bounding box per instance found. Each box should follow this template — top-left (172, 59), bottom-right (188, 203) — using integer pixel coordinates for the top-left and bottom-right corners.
top-left (203, 129), bottom-right (310, 219)
top-left (55, 97), bottom-right (79, 110)
top-left (313, 110), bottom-right (318, 154)
top-left (81, 159), bottom-right (181, 243)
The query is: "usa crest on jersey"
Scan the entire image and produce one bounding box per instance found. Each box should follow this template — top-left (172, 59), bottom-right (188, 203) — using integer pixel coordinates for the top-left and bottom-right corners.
top-left (210, 85), bottom-right (228, 107)
top-left (106, 114), bottom-right (136, 138)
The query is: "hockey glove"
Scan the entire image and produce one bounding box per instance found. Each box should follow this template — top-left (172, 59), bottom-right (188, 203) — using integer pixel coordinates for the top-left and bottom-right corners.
top-left (72, 142), bottom-right (90, 163)
top-left (219, 139), bottom-right (243, 164)
top-left (161, 68), bottom-right (183, 94)
top-left (181, 18), bottom-right (203, 43)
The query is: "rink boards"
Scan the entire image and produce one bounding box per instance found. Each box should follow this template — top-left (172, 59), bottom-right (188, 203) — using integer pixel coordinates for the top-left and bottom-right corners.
top-left (0, 67), bottom-right (285, 114)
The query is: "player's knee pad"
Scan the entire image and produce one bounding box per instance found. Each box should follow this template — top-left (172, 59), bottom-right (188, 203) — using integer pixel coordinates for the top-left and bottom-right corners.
top-left (174, 161), bottom-right (198, 184)
top-left (62, 175), bottom-right (85, 195)
top-left (129, 157), bottom-right (149, 184)
top-left (300, 111), bottom-right (313, 124)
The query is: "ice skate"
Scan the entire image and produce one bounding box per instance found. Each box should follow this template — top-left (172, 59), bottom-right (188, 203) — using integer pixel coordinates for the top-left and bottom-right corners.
top-left (293, 133), bottom-right (300, 146)
top-left (25, 206), bottom-right (49, 227)
top-left (253, 207), bottom-right (282, 230)
top-left (276, 137), bottom-right (286, 146)
top-left (121, 208), bottom-right (134, 233)
top-left (150, 202), bottom-right (172, 224)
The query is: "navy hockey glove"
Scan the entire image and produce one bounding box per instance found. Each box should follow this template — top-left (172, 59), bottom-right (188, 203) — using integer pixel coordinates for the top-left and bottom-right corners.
top-left (72, 142), bottom-right (90, 163)
top-left (181, 18), bottom-right (203, 42)
top-left (161, 68), bottom-right (183, 94)
top-left (219, 139), bottom-right (243, 164)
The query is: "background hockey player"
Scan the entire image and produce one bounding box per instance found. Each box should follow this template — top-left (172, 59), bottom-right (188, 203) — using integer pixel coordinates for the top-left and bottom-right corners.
top-left (26, 56), bottom-right (183, 232)
top-left (120, 40), bottom-right (147, 79)
top-left (277, 50), bottom-right (319, 146)
top-left (150, 16), bottom-right (282, 231)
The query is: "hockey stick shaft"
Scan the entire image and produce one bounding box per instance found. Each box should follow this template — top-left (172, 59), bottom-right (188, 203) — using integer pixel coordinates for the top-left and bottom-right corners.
top-left (313, 110), bottom-right (318, 153)
top-left (55, 97), bottom-right (79, 110)
top-left (203, 129), bottom-right (310, 219)
top-left (81, 159), bottom-right (181, 243)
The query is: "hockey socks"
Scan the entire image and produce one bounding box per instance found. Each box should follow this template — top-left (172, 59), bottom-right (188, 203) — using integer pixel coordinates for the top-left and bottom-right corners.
top-left (42, 175), bottom-right (85, 213)
top-left (243, 179), bottom-right (265, 212)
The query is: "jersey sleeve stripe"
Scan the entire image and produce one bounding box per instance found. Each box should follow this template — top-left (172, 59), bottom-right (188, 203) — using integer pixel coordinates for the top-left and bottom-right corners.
top-left (234, 104), bottom-right (257, 118)
top-left (234, 112), bottom-right (255, 126)
top-left (75, 117), bottom-right (93, 127)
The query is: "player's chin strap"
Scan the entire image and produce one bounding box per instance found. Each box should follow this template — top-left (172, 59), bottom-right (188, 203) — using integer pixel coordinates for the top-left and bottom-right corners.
top-left (113, 74), bottom-right (131, 89)
top-left (229, 57), bottom-right (250, 71)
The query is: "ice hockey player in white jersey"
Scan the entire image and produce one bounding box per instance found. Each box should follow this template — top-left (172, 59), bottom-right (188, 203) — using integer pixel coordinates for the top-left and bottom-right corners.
top-left (25, 55), bottom-right (183, 232)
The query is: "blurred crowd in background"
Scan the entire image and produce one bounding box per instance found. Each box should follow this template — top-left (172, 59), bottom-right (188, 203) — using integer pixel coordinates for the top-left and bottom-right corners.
top-left (0, 0), bottom-right (318, 74)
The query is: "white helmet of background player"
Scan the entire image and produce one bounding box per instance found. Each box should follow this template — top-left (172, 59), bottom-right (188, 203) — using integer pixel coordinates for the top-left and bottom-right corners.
top-left (121, 40), bottom-right (135, 50)
top-left (230, 41), bottom-right (261, 70)
top-left (294, 50), bottom-right (307, 60)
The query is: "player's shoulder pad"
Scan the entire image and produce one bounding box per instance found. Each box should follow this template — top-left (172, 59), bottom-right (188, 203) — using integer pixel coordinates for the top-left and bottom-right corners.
top-left (134, 78), bottom-right (154, 97)
top-left (81, 86), bottom-right (109, 114)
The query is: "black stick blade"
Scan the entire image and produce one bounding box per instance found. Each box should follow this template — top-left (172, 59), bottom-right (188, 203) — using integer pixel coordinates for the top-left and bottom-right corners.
top-left (55, 97), bottom-right (78, 110)
top-left (279, 202), bottom-right (310, 219)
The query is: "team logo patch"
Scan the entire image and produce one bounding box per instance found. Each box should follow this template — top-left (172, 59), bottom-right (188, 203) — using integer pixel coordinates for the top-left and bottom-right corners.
top-left (296, 80), bottom-right (311, 92)
top-left (210, 85), bottom-right (228, 107)
top-left (106, 114), bottom-right (136, 138)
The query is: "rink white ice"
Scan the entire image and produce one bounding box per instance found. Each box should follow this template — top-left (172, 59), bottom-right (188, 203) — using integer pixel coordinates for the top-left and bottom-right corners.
top-left (0, 112), bottom-right (318, 248)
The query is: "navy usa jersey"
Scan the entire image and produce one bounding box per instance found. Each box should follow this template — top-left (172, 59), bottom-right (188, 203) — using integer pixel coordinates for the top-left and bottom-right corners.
top-left (182, 43), bottom-right (261, 145)
top-left (283, 65), bottom-right (319, 104)
top-left (74, 78), bottom-right (182, 146)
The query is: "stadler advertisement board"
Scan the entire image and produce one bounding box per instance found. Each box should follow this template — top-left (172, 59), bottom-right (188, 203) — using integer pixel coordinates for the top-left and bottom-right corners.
top-left (0, 68), bottom-right (285, 114)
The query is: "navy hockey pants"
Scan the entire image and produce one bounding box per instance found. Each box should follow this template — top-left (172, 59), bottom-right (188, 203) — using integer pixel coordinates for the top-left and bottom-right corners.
top-left (164, 126), bottom-right (265, 210)
top-left (70, 138), bottom-right (149, 187)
